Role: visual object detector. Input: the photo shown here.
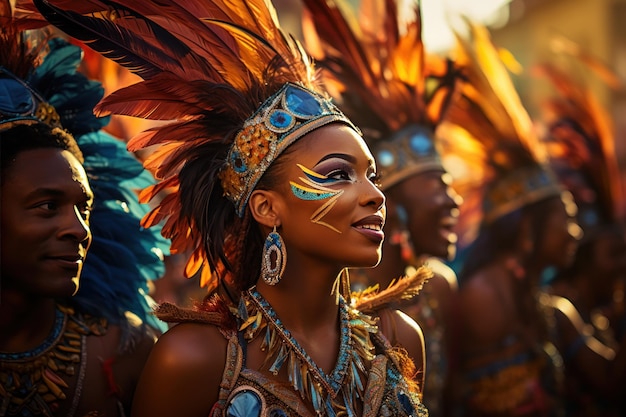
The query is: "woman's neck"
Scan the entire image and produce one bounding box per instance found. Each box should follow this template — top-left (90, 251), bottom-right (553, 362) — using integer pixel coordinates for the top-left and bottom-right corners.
top-left (363, 238), bottom-right (407, 288)
top-left (255, 262), bottom-right (342, 333)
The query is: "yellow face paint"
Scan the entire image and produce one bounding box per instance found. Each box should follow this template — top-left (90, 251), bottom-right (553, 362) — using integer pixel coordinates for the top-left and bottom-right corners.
top-left (290, 164), bottom-right (343, 233)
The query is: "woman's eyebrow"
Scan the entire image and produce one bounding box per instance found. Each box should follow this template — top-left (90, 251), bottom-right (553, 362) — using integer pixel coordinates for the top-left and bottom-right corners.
top-left (316, 153), bottom-right (357, 165)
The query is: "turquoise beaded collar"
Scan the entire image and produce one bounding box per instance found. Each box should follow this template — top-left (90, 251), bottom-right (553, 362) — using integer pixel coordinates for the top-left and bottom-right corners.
top-left (235, 287), bottom-right (377, 416)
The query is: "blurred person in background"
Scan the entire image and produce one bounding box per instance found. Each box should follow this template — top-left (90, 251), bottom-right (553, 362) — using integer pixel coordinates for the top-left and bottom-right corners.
top-left (439, 21), bottom-right (626, 417)
top-left (535, 53), bottom-right (626, 416)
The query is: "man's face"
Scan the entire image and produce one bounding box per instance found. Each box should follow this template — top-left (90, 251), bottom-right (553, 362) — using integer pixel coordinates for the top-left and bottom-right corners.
top-left (388, 171), bottom-right (462, 260)
top-left (1, 148), bottom-right (93, 298)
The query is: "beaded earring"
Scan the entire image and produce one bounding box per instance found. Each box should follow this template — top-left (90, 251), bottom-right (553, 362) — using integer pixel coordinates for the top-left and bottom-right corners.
top-left (261, 225), bottom-right (286, 285)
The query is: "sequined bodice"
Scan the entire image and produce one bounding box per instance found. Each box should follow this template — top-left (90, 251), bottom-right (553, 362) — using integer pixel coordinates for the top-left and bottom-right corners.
top-left (210, 291), bottom-right (429, 417)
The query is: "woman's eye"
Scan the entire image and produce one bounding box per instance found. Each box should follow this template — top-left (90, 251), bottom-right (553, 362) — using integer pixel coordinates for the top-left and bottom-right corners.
top-left (327, 169), bottom-right (351, 181)
top-left (369, 173), bottom-right (382, 188)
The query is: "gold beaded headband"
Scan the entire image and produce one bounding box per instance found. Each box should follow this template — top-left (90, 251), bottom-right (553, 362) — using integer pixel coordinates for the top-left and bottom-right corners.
top-left (219, 82), bottom-right (360, 216)
top-left (483, 165), bottom-right (563, 223)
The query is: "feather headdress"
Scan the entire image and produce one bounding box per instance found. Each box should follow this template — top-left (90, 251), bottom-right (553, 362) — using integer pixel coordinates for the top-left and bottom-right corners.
top-left (438, 21), bottom-right (562, 243)
top-left (1, 1), bottom-right (169, 334)
top-left (534, 45), bottom-right (625, 235)
top-left (20, 0), bottom-right (358, 293)
top-left (301, 0), bottom-right (463, 190)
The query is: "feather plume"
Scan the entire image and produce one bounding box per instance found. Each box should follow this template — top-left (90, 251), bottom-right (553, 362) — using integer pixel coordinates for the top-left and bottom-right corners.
top-left (0, 1), bottom-right (44, 80)
top-left (22, 0), bottom-right (323, 291)
top-left (351, 265), bottom-right (433, 313)
top-left (442, 21), bottom-right (542, 171)
top-left (533, 44), bottom-right (625, 225)
top-left (302, 0), bottom-right (462, 139)
top-left (436, 20), bottom-right (558, 247)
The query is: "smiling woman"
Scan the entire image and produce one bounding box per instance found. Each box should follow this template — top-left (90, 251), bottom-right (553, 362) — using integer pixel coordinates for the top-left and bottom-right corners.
top-left (274, 125), bottom-right (385, 267)
top-left (24, 0), bottom-right (431, 415)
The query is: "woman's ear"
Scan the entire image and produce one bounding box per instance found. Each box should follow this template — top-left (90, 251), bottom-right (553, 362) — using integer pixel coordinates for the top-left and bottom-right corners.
top-left (248, 189), bottom-right (283, 229)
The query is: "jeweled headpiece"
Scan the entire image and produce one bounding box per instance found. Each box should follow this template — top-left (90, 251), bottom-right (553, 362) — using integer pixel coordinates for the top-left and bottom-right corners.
top-left (24, 0), bottom-right (360, 292)
top-left (373, 124), bottom-right (444, 189)
top-left (219, 82), bottom-right (357, 216)
top-left (302, 0), bottom-right (462, 190)
top-left (482, 166), bottom-right (562, 224)
top-left (439, 21), bottom-right (562, 232)
top-left (535, 55), bottom-right (625, 236)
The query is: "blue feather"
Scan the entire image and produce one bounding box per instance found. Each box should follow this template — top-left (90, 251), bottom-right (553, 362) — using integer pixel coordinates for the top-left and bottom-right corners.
top-left (30, 38), bottom-right (170, 335)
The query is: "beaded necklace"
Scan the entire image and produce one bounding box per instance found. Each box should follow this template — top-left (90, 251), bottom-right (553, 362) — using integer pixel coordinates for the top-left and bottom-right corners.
top-left (238, 287), bottom-right (378, 416)
top-left (1, 305), bottom-right (83, 416)
top-left (0, 305), bottom-right (103, 417)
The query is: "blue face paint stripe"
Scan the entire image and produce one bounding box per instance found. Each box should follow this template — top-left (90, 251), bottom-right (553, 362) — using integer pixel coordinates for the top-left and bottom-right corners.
top-left (290, 182), bottom-right (336, 201)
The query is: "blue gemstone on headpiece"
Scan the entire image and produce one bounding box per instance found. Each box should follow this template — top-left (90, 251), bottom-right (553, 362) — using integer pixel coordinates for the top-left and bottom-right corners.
top-left (268, 408), bottom-right (288, 417)
top-left (284, 85), bottom-right (322, 117)
top-left (0, 77), bottom-right (36, 115)
top-left (269, 109), bottom-right (294, 130)
top-left (226, 390), bottom-right (262, 417)
top-left (409, 132), bottom-right (433, 155)
top-left (230, 150), bottom-right (247, 173)
top-left (378, 149), bottom-right (395, 168)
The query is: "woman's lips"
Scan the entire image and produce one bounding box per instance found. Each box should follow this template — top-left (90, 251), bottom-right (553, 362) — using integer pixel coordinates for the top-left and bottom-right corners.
top-left (354, 225), bottom-right (385, 243)
top-left (352, 214), bottom-right (385, 243)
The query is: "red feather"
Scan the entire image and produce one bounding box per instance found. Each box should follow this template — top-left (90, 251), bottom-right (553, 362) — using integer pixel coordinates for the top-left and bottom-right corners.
top-left (22, 0), bottom-right (324, 294)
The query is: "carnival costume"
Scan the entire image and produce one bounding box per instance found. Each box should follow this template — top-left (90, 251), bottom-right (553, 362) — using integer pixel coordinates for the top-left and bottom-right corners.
top-left (23, 0), bottom-right (431, 415)
top-left (536, 48), bottom-right (626, 417)
top-left (438, 22), bottom-right (567, 416)
top-left (301, 1), bottom-right (462, 415)
top-left (0, 2), bottom-right (168, 414)
top-left (536, 52), bottom-right (625, 249)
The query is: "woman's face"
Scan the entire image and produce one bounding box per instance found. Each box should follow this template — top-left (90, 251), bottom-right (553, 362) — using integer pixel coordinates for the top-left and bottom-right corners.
top-left (537, 193), bottom-right (581, 269)
top-left (387, 171), bottom-right (462, 260)
top-left (276, 124), bottom-right (386, 269)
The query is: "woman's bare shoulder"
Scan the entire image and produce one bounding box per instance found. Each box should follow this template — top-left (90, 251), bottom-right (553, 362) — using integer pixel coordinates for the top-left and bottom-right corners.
top-left (131, 322), bottom-right (230, 417)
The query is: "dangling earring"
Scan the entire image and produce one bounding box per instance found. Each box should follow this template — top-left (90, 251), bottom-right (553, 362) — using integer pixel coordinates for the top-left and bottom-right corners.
top-left (261, 225), bottom-right (286, 285)
top-left (390, 203), bottom-right (414, 263)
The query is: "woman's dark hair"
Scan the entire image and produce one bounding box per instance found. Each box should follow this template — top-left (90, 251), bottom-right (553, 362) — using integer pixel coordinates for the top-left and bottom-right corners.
top-left (176, 84), bottom-right (297, 294)
top-left (459, 196), bottom-right (564, 284)
top-left (1, 123), bottom-right (83, 182)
